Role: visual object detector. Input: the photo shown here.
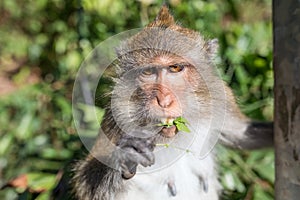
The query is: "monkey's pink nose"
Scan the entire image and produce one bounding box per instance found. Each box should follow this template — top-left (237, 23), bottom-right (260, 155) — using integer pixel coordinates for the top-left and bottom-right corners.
top-left (156, 91), bottom-right (174, 108)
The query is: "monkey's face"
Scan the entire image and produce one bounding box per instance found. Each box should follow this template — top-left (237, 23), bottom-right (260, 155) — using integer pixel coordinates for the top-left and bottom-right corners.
top-left (113, 27), bottom-right (215, 140)
top-left (131, 54), bottom-right (204, 138)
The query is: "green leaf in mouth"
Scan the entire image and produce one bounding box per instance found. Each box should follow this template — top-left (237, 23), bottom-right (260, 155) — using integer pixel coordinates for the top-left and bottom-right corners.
top-left (157, 116), bottom-right (191, 133)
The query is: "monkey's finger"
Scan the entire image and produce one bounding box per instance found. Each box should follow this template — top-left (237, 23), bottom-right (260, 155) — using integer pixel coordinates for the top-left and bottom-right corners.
top-left (142, 152), bottom-right (155, 166)
top-left (121, 161), bottom-right (137, 179)
top-left (118, 134), bottom-right (156, 150)
top-left (119, 138), bottom-right (155, 153)
top-left (135, 152), bottom-right (155, 167)
top-left (123, 149), bottom-right (154, 167)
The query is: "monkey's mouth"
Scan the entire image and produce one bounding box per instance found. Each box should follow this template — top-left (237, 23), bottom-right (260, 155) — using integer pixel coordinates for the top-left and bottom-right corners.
top-left (161, 125), bottom-right (177, 138)
top-left (159, 118), bottom-right (178, 138)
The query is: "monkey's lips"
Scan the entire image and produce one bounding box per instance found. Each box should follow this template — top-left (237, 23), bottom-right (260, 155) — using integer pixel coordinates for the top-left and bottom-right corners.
top-left (160, 125), bottom-right (177, 138)
top-left (159, 118), bottom-right (178, 138)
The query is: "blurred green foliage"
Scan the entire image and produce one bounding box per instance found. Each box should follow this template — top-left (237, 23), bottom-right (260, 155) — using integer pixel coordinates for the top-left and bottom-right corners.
top-left (0, 0), bottom-right (273, 199)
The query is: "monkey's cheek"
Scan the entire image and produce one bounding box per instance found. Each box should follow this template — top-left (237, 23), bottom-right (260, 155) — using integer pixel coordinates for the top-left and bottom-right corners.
top-left (160, 125), bottom-right (177, 138)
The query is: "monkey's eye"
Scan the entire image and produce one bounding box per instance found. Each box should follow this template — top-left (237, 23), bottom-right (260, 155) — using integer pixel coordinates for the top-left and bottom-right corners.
top-left (168, 64), bottom-right (185, 73)
top-left (141, 67), bottom-right (156, 76)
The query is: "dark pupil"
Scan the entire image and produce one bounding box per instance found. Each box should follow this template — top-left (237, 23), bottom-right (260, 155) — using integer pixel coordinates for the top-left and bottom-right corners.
top-left (170, 65), bottom-right (183, 72)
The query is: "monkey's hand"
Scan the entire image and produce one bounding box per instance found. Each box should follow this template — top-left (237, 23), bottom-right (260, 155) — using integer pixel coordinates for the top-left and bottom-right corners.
top-left (115, 133), bottom-right (156, 179)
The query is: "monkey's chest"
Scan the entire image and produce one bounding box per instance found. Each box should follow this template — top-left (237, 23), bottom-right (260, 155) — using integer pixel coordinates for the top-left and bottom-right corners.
top-left (117, 154), bottom-right (219, 200)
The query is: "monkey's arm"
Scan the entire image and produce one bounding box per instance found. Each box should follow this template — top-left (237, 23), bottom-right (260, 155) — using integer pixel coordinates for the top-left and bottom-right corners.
top-left (73, 130), bottom-right (155, 200)
top-left (218, 86), bottom-right (274, 150)
top-left (73, 156), bottom-right (124, 200)
top-left (219, 120), bottom-right (273, 149)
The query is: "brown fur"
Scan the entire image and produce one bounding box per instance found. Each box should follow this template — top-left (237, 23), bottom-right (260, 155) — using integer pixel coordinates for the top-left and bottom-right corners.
top-left (73, 5), bottom-right (273, 200)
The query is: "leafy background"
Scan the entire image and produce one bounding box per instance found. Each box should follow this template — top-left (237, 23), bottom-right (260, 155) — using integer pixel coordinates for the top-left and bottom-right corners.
top-left (0, 0), bottom-right (273, 199)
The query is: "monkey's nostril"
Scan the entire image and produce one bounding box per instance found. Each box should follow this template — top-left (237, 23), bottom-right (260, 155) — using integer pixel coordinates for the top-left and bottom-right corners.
top-left (157, 95), bottom-right (173, 108)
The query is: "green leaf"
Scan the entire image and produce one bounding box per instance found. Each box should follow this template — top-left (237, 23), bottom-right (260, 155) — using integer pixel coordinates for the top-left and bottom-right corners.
top-left (27, 172), bottom-right (57, 191)
top-left (35, 192), bottom-right (51, 200)
top-left (0, 134), bottom-right (13, 156)
top-left (174, 117), bottom-right (190, 133)
top-left (174, 122), bottom-right (191, 133)
top-left (174, 116), bottom-right (188, 123)
top-left (40, 148), bottom-right (73, 160)
top-left (253, 184), bottom-right (273, 200)
top-left (156, 122), bottom-right (173, 128)
top-left (16, 112), bottom-right (34, 140)
top-left (156, 116), bottom-right (191, 133)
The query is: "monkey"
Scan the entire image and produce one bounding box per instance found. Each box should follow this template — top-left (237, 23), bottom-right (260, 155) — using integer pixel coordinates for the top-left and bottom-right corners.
top-left (73, 5), bottom-right (273, 200)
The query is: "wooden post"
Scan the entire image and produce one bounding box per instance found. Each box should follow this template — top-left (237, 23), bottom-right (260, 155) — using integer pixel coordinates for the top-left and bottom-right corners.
top-left (273, 0), bottom-right (300, 199)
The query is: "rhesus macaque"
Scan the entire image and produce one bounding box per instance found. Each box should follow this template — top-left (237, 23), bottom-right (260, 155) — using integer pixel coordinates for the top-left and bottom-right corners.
top-left (73, 5), bottom-right (273, 200)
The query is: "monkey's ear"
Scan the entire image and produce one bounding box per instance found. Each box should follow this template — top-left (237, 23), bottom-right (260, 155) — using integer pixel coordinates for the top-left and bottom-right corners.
top-left (205, 39), bottom-right (219, 58)
top-left (148, 5), bottom-right (175, 28)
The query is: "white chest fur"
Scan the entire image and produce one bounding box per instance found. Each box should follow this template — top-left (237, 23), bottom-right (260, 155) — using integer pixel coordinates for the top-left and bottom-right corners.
top-left (117, 153), bottom-right (220, 200)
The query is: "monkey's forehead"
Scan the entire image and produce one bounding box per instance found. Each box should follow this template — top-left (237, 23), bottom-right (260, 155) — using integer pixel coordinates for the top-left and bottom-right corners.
top-left (114, 28), bottom-right (213, 70)
top-left (116, 27), bottom-right (208, 59)
top-left (116, 49), bottom-right (201, 70)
